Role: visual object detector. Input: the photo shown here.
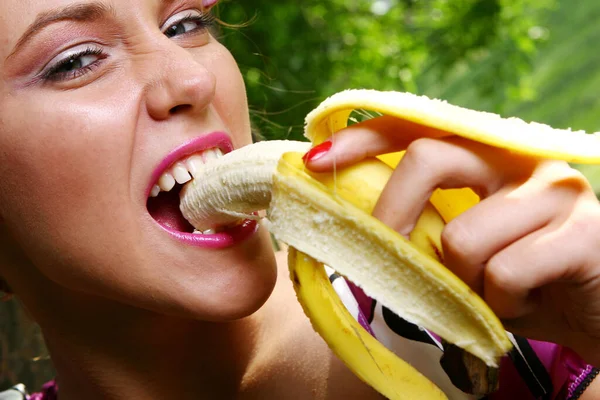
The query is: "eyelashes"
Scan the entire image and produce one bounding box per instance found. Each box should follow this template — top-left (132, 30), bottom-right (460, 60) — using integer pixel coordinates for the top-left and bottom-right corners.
top-left (162, 12), bottom-right (216, 38)
top-left (43, 47), bottom-right (106, 82)
top-left (40, 10), bottom-right (216, 83)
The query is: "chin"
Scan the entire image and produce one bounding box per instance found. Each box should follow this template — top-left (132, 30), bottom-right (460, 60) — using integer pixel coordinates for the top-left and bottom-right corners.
top-left (172, 272), bottom-right (277, 322)
top-left (207, 263), bottom-right (279, 321)
top-left (153, 227), bottom-right (279, 322)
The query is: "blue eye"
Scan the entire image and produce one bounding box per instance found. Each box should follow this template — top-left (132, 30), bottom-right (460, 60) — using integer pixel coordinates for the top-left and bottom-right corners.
top-left (163, 12), bottom-right (215, 38)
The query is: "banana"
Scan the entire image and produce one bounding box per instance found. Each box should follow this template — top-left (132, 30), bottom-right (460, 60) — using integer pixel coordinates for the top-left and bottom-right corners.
top-left (179, 89), bottom-right (600, 399)
top-left (266, 152), bottom-right (510, 368)
top-left (181, 139), bottom-right (450, 397)
top-left (180, 140), bottom-right (311, 231)
top-left (181, 146), bottom-right (455, 399)
top-left (181, 140), bottom-right (457, 397)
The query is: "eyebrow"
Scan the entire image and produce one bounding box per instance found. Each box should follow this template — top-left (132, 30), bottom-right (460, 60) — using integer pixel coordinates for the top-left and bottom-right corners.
top-left (7, 2), bottom-right (116, 60)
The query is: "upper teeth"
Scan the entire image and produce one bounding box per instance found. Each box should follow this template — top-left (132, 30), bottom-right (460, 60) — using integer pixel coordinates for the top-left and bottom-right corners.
top-left (150, 148), bottom-right (223, 197)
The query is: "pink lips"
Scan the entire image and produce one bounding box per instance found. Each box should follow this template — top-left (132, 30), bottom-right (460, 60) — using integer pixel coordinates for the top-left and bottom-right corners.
top-left (164, 219), bottom-right (259, 249)
top-left (148, 132), bottom-right (258, 249)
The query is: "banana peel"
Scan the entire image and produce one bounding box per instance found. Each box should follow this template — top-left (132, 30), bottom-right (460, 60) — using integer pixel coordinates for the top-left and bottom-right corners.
top-left (306, 89), bottom-right (600, 163)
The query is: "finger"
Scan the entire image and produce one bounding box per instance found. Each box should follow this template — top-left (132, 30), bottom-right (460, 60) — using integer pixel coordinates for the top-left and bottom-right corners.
top-left (304, 116), bottom-right (450, 172)
top-left (441, 177), bottom-right (575, 294)
top-left (483, 205), bottom-right (600, 320)
top-left (372, 137), bottom-right (525, 236)
top-left (443, 162), bottom-right (592, 293)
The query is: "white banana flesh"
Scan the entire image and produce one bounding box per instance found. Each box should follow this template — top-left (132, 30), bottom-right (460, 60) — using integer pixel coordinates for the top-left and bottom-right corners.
top-left (179, 140), bottom-right (310, 231)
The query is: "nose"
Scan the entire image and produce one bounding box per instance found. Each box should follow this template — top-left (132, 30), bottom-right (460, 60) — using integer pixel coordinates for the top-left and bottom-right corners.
top-left (143, 42), bottom-right (216, 121)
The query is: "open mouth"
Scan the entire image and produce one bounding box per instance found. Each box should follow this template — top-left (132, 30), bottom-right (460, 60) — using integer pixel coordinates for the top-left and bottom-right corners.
top-left (147, 147), bottom-right (249, 236)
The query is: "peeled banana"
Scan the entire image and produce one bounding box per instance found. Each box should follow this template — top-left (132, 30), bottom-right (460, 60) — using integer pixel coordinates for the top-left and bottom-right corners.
top-left (180, 140), bottom-right (311, 231)
top-left (179, 89), bottom-right (600, 399)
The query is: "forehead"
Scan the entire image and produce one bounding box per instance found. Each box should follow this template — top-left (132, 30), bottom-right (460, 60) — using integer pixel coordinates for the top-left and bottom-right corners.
top-left (1, 1), bottom-right (97, 59)
top-left (1, 0), bottom-right (89, 43)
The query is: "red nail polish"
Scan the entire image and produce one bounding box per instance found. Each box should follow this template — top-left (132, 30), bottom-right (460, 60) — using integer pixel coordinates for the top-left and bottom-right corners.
top-left (302, 141), bottom-right (332, 163)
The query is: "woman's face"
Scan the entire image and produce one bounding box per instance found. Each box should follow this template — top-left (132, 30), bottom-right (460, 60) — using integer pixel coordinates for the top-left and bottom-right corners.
top-left (0, 0), bottom-right (277, 320)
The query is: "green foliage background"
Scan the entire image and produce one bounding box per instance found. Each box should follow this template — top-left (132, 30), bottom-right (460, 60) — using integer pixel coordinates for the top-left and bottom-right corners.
top-left (214, 0), bottom-right (557, 141)
top-left (3, 0), bottom-right (600, 392)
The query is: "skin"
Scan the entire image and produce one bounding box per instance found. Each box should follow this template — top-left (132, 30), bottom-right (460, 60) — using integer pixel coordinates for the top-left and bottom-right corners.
top-left (0, 0), bottom-right (597, 398)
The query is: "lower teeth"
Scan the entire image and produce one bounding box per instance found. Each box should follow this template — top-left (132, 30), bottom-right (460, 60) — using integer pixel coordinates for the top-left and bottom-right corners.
top-left (192, 229), bottom-right (216, 235)
top-left (191, 219), bottom-right (248, 235)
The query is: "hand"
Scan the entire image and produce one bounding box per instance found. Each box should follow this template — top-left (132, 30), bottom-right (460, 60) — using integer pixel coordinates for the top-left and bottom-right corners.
top-left (304, 116), bottom-right (600, 366)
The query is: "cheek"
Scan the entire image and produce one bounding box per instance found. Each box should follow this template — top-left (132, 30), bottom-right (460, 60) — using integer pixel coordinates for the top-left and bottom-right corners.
top-left (0, 84), bottom-right (139, 275)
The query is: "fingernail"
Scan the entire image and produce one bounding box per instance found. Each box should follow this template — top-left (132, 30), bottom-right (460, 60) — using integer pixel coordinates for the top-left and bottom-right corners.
top-left (302, 141), bottom-right (332, 163)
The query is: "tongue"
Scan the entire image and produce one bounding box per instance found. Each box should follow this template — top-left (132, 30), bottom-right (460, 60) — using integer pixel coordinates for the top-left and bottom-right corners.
top-left (147, 188), bottom-right (195, 232)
